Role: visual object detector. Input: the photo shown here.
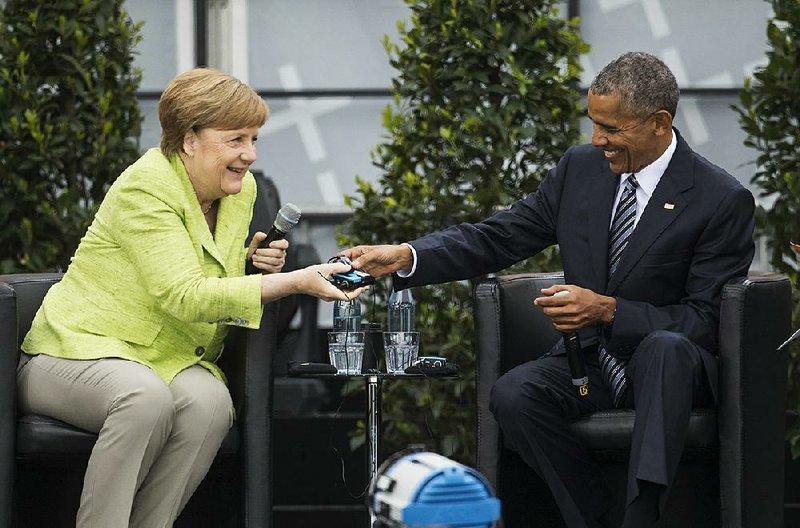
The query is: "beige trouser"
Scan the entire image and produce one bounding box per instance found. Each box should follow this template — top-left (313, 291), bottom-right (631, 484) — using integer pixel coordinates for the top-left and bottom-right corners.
top-left (17, 354), bottom-right (234, 528)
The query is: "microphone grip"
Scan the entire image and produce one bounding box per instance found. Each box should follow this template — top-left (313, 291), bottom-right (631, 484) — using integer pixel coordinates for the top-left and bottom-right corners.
top-left (563, 331), bottom-right (589, 396)
top-left (259, 225), bottom-right (287, 249)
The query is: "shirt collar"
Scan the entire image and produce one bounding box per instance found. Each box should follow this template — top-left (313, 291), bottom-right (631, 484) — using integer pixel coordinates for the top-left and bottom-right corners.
top-left (620, 129), bottom-right (677, 198)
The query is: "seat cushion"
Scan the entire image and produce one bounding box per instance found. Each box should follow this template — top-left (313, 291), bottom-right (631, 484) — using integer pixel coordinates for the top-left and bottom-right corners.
top-left (569, 408), bottom-right (718, 451)
top-left (16, 414), bottom-right (240, 458)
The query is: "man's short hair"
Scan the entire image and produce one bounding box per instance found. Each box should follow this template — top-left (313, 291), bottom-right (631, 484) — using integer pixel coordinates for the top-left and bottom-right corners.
top-left (589, 52), bottom-right (679, 119)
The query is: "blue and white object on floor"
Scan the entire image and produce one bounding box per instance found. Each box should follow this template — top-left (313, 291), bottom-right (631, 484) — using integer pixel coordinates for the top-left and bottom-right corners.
top-left (370, 449), bottom-right (501, 527)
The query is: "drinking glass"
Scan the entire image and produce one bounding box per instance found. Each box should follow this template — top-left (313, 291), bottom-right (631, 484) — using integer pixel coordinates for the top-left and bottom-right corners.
top-left (327, 332), bottom-right (365, 375)
top-left (382, 332), bottom-right (420, 374)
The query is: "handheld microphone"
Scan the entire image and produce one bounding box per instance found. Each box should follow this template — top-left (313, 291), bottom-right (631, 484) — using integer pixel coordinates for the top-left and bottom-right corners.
top-left (259, 203), bottom-right (301, 248)
top-left (552, 290), bottom-right (588, 396)
top-left (563, 331), bottom-right (589, 396)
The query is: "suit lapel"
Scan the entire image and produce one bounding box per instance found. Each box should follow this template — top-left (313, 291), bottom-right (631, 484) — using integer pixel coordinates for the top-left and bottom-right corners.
top-left (606, 133), bottom-right (695, 293)
top-left (196, 220), bottom-right (225, 268)
top-left (588, 166), bottom-right (619, 290)
top-left (214, 184), bottom-right (252, 274)
top-left (172, 156), bottom-right (227, 268)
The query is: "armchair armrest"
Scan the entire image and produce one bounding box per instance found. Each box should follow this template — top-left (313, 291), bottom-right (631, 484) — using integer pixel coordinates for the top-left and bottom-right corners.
top-left (219, 300), bottom-right (278, 528)
top-left (473, 272), bottom-right (565, 490)
top-left (717, 272), bottom-right (791, 528)
top-left (0, 273), bottom-right (63, 527)
top-left (0, 283), bottom-right (16, 526)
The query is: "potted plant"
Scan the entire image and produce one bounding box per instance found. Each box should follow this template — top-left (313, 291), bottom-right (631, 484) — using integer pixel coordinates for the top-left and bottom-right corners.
top-left (340, 0), bottom-right (588, 463)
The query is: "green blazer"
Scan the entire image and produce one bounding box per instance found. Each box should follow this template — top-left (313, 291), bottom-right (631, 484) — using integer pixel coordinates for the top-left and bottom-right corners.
top-left (22, 148), bottom-right (264, 383)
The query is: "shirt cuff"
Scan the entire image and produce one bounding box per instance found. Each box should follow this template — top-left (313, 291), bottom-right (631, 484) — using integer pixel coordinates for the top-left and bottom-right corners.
top-left (395, 242), bottom-right (417, 278)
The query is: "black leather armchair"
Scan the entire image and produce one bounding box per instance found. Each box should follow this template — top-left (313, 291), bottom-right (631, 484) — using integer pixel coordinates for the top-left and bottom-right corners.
top-left (473, 271), bottom-right (791, 527)
top-left (0, 171), bottom-right (318, 527)
top-left (0, 273), bottom-right (278, 527)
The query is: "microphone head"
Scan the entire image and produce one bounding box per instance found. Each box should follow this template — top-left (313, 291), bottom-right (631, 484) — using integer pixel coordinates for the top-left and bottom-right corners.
top-left (274, 202), bottom-right (301, 233)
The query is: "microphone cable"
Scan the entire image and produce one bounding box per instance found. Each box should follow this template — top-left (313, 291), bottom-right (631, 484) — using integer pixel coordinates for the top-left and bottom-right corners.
top-left (328, 285), bottom-right (378, 499)
top-left (327, 377), bottom-right (371, 499)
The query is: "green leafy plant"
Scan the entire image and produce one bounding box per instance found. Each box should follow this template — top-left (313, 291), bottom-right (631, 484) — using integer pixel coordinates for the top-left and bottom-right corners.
top-left (734, 0), bottom-right (800, 456)
top-left (0, 0), bottom-right (143, 273)
top-left (340, 0), bottom-right (588, 464)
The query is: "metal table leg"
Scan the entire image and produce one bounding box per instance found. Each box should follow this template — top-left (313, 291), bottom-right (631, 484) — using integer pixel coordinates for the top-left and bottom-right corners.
top-left (365, 374), bottom-right (381, 526)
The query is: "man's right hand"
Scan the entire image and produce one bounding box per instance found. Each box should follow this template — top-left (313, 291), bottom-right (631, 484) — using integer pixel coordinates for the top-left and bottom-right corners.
top-left (339, 244), bottom-right (413, 277)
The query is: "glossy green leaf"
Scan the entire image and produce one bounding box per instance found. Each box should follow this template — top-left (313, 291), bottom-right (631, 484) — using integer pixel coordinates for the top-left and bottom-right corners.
top-left (0, 0), bottom-right (143, 273)
top-left (733, 0), bottom-right (800, 457)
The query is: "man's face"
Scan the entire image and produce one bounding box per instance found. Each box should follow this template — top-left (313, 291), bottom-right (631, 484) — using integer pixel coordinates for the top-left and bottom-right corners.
top-left (587, 91), bottom-right (662, 175)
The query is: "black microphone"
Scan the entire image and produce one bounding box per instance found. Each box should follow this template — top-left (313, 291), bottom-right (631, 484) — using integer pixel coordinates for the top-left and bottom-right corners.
top-left (552, 290), bottom-right (588, 396)
top-left (259, 203), bottom-right (301, 248)
top-left (563, 331), bottom-right (589, 396)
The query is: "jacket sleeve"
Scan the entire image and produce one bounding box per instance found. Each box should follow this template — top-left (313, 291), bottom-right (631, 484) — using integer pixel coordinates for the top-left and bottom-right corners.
top-left (107, 174), bottom-right (263, 329)
top-left (395, 149), bottom-right (574, 289)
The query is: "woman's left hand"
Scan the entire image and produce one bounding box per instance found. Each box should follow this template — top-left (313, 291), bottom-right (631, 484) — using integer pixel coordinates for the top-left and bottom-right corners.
top-left (247, 232), bottom-right (288, 274)
top-left (300, 262), bottom-right (370, 302)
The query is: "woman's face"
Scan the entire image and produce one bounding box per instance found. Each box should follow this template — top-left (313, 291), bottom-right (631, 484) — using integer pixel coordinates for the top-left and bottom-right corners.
top-left (182, 126), bottom-right (259, 199)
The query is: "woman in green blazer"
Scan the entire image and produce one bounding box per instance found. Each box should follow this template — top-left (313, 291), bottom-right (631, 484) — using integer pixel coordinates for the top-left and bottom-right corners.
top-left (17, 68), bottom-right (364, 528)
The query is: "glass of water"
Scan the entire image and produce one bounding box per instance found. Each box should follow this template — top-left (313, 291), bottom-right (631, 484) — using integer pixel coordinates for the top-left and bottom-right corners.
top-left (382, 332), bottom-right (420, 374)
top-left (327, 332), bottom-right (365, 375)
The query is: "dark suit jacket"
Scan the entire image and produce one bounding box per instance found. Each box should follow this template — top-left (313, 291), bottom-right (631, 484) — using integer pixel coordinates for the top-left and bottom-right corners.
top-left (397, 130), bottom-right (755, 385)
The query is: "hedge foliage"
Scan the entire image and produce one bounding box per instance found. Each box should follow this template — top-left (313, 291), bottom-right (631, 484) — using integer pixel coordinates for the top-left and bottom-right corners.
top-left (340, 0), bottom-right (587, 462)
top-left (735, 0), bottom-right (800, 456)
top-left (0, 0), bottom-right (143, 272)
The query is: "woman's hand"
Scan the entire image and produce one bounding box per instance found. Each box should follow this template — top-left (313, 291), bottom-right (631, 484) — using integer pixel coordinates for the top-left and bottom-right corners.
top-left (261, 261), bottom-right (370, 303)
top-left (247, 232), bottom-right (288, 274)
top-left (298, 262), bottom-right (370, 302)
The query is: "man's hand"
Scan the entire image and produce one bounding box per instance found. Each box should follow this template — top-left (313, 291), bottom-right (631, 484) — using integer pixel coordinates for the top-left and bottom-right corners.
top-left (534, 284), bottom-right (616, 331)
top-left (339, 244), bottom-right (413, 277)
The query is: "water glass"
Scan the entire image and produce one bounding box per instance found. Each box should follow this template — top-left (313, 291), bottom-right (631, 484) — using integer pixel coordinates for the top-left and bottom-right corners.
top-left (382, 332), bottom-right (420, 374)
top-left (327, 332), bottom-right (365, 375)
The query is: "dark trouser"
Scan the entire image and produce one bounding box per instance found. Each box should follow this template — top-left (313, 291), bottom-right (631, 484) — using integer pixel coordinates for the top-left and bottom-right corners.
top-left (489, 330), bottom-right (714, 528)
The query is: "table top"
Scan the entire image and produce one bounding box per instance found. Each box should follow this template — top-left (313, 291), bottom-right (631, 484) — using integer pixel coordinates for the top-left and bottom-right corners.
top-left (288, 367), bottom-right (459, 380)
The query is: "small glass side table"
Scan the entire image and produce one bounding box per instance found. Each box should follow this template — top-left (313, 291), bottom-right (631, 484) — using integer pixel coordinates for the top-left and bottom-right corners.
top-left (289, 369), bottom-right (458, 527)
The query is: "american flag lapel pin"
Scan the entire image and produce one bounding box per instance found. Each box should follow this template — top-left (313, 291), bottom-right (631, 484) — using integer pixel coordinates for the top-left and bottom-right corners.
top-left (664, 203), bottom-right (675, 210)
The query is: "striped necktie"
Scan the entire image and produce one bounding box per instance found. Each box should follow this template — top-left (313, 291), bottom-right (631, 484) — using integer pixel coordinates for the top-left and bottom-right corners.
top-left (599, 175), bottom-right (639, 407)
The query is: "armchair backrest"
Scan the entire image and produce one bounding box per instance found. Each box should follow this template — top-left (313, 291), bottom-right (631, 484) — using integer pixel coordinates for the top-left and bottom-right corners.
top-left (473, 272), bottom-right (563, 485)
top-left (474, 272), bottom-right (563, 374)
top-left (717, 273), bottom-right (791, 527)
top-left (0, 273), bottom-right (62, 526)
top-left (249, 171), bottom-right (298, 332)
top-left (0, 273), bottom-right (62, 351)
top-left (248, 170), bottom-right (321, 368)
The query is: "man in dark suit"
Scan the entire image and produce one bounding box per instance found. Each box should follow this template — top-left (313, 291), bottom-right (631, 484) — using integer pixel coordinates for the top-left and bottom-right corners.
top-left (342, 52), bottom-right (755, 528)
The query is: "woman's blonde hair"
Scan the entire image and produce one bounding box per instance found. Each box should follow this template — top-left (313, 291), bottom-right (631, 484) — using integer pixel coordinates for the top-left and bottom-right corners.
top-left (158, 68), bottom-right (269, 157)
